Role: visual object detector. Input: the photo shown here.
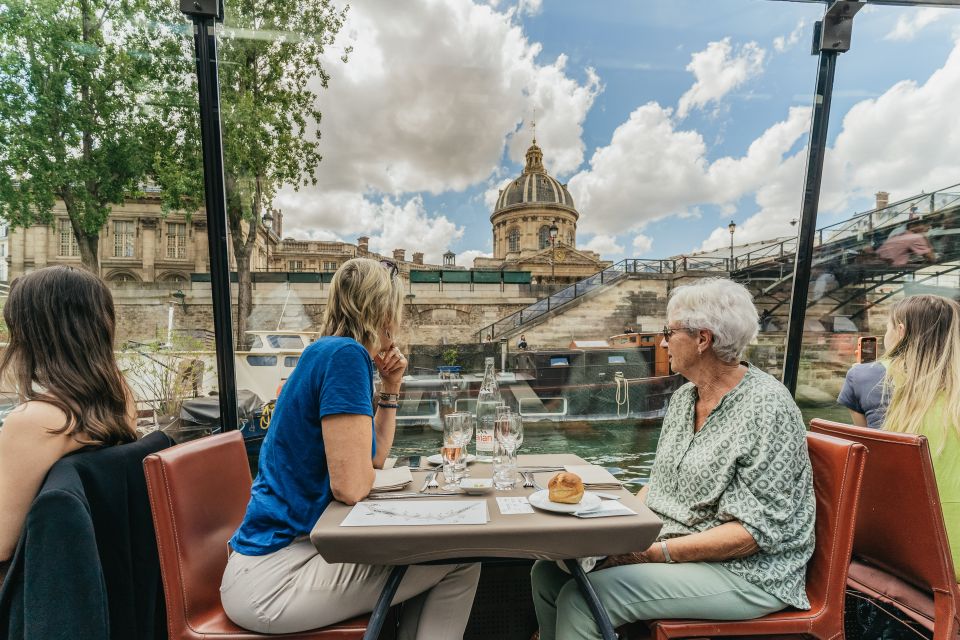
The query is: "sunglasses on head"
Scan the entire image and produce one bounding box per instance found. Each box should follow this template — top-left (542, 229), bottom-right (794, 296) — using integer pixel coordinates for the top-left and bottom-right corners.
top-left (379, 259), bottom-right (399, 279)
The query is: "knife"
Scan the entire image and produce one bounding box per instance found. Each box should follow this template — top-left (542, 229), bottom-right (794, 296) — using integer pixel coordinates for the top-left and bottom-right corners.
top-left (366, 491), bottom-right (465, 500)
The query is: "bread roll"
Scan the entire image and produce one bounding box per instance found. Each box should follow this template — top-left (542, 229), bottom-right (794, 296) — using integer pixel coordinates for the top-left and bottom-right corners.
top-left (548, 472), bottom-right (584, 504)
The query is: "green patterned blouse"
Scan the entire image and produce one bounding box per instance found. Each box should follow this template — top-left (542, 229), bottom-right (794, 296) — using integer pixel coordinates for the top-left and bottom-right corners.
top-left (646, 364), bottom-right (816, 609)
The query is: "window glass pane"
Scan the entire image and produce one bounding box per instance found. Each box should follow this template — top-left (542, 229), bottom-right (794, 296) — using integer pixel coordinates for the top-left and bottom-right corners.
top-left (246, 355), bottom-right (278, 367)
top-left (267, 335), bottom-right (305, 349)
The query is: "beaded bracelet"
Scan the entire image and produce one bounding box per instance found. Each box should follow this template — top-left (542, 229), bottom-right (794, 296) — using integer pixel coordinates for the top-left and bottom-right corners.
top-left (377, 402), bottom-right (400, 409)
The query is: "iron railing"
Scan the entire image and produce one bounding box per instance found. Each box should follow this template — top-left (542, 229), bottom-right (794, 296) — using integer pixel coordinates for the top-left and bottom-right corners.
top-left (475, 257), bottom-right (729, 341)
top-left (732, 183), bottom-right (960, 272)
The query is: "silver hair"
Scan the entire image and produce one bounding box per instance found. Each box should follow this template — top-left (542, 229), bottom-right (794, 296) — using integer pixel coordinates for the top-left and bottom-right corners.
top-left (667, 278), bottom-right (759, 363)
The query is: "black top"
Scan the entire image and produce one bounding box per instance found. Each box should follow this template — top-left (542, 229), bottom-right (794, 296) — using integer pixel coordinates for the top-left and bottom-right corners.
top-left (0, 430), bottom-right (172, 640)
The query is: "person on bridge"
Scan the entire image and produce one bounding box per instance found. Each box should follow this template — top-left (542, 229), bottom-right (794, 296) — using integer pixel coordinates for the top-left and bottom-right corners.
top-left (877, 219), bottom-right (937, 266)
top-left (530, 278), bottom-right (814, 640)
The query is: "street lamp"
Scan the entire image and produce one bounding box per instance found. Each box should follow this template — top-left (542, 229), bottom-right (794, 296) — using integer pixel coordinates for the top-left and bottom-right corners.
top-left (728, 220), bottom-right (736, 270)
top-left (549, 221), bottom-right (559, 285)
top-left (261, 209), bottom-right (274, 272)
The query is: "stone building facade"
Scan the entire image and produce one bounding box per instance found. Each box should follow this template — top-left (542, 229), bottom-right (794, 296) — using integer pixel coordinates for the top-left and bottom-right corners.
top-left (473, 139), bottom-right (611, 283)
top-left (2, 193), bottom-right (452, 284)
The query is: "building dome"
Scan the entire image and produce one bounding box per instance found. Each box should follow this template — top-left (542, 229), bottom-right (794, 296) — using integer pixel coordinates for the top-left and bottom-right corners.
top-left (493, 140), bottom-right (575, 213)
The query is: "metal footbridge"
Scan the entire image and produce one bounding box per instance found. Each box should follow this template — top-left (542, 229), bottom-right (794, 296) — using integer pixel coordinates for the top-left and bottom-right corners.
top-left (476, 183), bottom-right (960, 342)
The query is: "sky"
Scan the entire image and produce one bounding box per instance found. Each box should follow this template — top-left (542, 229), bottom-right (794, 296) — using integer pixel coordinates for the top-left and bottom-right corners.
top-left (271, 0), bottom-right (960, 267)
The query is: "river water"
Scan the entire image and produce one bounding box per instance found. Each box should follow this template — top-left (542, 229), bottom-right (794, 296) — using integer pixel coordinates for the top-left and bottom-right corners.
top-left (391, 401), bottom-right (852, 489)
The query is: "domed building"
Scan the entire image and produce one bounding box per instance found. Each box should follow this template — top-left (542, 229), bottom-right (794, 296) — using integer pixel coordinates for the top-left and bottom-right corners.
top-left (473, 139), bottom-right (610, 284)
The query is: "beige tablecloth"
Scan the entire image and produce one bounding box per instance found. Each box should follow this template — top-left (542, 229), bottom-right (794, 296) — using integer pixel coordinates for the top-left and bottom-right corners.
top-left (310, 454), bottom-right (662, 565)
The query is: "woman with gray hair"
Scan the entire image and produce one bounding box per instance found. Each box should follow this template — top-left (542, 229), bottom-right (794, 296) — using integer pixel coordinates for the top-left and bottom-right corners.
top-left (531, 278), bottom-right (815, 640)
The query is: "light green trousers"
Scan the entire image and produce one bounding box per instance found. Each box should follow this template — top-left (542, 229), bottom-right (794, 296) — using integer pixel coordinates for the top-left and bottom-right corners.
top-left (531, 559), bottom-right (787, 640)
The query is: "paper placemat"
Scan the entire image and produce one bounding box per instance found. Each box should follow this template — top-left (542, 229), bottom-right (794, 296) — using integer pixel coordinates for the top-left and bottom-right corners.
top-left (373, 466), bottom-right (413, 491)
top-left (563, 464), bottom-right (623, 489)
top-left (341, 500), bottom-right (489, 526)
top-left (497, 496), bottom-right (535, 515)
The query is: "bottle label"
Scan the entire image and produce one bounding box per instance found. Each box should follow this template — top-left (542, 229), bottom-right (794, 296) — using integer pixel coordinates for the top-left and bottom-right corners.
top-left (476, 430), bottom-right (494, 452)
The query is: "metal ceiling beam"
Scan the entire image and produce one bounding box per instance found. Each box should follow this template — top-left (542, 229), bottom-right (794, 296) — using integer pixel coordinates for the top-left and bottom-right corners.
top-left (782, 1), bottom-right (864, 395)
top-left (773, 0), bottom-right (960, 6)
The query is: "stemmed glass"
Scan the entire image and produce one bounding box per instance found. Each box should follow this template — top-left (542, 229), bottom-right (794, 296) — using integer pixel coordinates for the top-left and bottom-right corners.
top-left (441, 412), bottom-right (473, 490)
top-left (493, 411), bottom-right (523, 489)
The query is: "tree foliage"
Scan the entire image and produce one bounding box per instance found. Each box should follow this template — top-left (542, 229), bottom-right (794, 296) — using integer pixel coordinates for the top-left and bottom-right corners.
top-left (0, 0), bottom-right (189, 272)
top-left (206, 0), bottom-right (349, 348)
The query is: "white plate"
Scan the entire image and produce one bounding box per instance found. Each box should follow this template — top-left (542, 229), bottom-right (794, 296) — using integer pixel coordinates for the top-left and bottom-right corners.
top-left (528, 490), bottom-right (602, 514)
top-left (426, 454), bottom-right (477, 466)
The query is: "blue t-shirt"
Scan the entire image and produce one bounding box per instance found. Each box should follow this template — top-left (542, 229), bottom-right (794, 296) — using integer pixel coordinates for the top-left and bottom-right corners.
top-left (837, 361), bottom-right (888, 429)
top-left (229, 336), bottom-right (375, 555)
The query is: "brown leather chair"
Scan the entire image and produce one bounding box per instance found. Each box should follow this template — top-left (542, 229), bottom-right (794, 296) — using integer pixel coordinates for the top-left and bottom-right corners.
top-left (810, 419), bottom-right (960, 640)
top-left (648, 431), bottom-right (867, 640)
top-left (144, 431), bottom-right (370, 639)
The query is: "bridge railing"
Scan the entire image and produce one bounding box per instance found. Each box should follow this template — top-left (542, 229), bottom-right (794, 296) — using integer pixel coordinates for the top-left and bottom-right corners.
top-left (733, 182), bottom-right (960, 272)
top-left (475, 257), bottom-right (730, 341)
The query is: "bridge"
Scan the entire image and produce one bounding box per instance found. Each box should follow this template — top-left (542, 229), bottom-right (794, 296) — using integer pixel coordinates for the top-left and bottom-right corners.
top-left (476, 182), bottom-right (960, 342)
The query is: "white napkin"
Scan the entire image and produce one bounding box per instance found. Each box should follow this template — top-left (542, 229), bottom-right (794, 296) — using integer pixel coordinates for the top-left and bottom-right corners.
top-left (563, 464), bottom-right (623, 490)
top-left (573, 501), bottom-right (637, 518)
top-left (373, 466), bottom-right (413, 491)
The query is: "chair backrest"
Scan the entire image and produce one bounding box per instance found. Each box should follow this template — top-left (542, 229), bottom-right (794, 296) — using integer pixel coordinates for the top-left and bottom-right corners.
top-left (810, 419), bottom-right (958, 594)
top-left (804, 431), bottom-right (868, 613)
top-left (143, 431), bottom-right (252, 635)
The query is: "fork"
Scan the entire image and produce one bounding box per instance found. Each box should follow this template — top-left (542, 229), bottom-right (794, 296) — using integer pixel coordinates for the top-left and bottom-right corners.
top-left (419, 471), bottom-right (437, 493)
top-left (523, 472), bottom-right (545, 491)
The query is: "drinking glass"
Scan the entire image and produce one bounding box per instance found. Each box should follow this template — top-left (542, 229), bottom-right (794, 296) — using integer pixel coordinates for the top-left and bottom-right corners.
top-left (444, 412), bottom-right (474, 478)
top-left (440, 443), bottom-right (463, 491)
top-left (493, 413), bottom-right (522, 489)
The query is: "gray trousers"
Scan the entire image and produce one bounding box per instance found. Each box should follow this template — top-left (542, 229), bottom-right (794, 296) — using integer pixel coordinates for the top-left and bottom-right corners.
top-left (221, 538), bottom-right (480, 639)
top-left (531, 559), bottom-right (787, 640)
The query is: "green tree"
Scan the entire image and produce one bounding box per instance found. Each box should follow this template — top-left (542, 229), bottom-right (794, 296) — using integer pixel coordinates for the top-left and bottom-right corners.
top-left (206, 1), bottom-right (349, 348)
top-left (0, 0), bottom-right (190, 272)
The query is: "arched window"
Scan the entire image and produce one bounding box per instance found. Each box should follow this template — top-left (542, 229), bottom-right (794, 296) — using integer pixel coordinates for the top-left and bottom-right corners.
top-left (508, 227), bottom-right (520, 253)
top-left (538, 225), bottom-right (551, 250)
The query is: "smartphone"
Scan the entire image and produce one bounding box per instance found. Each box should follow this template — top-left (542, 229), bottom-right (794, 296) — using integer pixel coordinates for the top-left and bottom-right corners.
top-left (393, 455), bottom-right (421, 469)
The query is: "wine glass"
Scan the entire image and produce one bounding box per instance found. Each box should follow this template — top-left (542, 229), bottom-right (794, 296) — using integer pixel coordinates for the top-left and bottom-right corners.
top-left (445, 412), bottom-right (474, 478)
top-left (493, 412), bottom-right (522, 489)
top-left (441, 412), bottom-right (469, 489)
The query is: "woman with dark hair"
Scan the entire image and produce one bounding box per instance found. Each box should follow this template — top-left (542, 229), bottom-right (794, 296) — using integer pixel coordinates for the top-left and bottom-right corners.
top-left (0, 266), bottom-right (136, 563)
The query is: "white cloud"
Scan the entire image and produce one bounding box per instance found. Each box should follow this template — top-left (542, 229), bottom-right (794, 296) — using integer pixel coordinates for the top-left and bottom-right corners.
top-left (275, 0), bottom-right (600, 244)
top-left (280, 191), bottom-right (463, 265)
top-left (580, 234), bottom-right (624, 257)
top-left (885, 8), bottom-right (950, 42)
top-left (459, 249), bottom-right (492, 268)
top-left (567, 103), bottom-right (809, 237)
top-left (517, 0), bottom-right (542, 16)
top-left (676, 38), bottom-right (766, 119)
top-left (699, 38), bottom-right (960, 251)
top-left (632, 234), bottom-right (653, 255)
top-left (774, 19), bottom-right (806, 53)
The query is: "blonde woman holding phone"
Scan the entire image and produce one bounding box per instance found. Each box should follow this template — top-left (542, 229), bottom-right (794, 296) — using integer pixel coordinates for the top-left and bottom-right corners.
top-left (881, 294), bottom-right (960, 572)
top-left (221, 258), bottom-right (479, 638)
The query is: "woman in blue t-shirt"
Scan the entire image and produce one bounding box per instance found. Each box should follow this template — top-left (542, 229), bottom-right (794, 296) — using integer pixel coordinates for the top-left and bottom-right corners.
top-left (221, 258), bottom-right (479, 638)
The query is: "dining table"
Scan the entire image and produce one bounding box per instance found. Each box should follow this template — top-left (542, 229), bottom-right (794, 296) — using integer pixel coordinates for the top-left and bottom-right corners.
top-left (311, 453), bottom-right (663, 640)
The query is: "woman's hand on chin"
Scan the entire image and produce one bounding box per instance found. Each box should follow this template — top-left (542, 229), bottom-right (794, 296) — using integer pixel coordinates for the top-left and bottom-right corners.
top-left (375, 345), bottom-right (407, 389)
